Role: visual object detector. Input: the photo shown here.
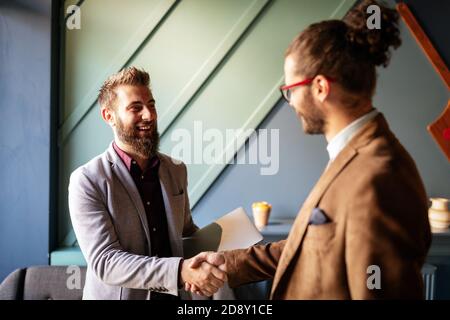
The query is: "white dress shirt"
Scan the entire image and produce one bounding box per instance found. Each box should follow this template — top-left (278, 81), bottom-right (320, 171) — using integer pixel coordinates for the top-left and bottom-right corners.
top-left (326, 109), bottom-right (379, 162)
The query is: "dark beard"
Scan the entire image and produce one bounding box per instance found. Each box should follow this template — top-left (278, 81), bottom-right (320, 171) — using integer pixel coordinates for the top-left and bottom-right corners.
top-left (116, 116), bottom-right (160, 159)
top-left (300, 89), bottom-right (326, 135)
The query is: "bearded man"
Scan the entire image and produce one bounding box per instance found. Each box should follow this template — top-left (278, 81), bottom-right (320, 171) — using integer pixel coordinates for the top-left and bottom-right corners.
top-left (68, 67), bottom-right (227, 300)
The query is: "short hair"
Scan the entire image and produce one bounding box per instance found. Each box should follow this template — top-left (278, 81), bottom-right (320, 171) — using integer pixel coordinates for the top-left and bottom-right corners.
top-left (98, 66), bottom-right (150, 109)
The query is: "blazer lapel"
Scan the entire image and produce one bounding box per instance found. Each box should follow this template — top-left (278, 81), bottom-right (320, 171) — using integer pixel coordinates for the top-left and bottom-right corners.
top-left (158, 156), bottom-right (184, 257)
top-left (106, 143), bottom-right (152, 247)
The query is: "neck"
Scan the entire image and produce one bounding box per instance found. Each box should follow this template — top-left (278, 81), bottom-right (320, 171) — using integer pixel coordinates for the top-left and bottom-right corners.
top-left (324, 104), bottom-right (374, 143)
top-left (114, 138), bottom-right (149, 171)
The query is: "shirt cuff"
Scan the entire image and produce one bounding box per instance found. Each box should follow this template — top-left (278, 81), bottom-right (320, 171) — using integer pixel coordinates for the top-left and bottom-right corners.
top-left (177, 258), bottom-right (184, 289)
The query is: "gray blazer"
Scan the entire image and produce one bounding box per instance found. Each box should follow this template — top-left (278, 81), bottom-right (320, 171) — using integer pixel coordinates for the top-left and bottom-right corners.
top-left (68, 142), bottom-right (198, 300)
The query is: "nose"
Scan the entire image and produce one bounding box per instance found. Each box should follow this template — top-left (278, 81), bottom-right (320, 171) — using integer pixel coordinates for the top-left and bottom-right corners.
top-left (141, 106), bottom-right (156, 121)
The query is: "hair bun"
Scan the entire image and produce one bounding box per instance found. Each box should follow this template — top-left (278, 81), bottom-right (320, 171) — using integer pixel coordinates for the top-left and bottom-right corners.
top-left (344, 0), bottom-right (401, 67)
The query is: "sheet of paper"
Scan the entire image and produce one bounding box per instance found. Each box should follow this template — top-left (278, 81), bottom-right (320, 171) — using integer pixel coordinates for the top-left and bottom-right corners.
top-left (183, 207), bottom-right (263, 258)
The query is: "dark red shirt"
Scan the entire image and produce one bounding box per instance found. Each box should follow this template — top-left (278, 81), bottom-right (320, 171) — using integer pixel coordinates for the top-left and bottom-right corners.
top-left (113, 142), bottom-right (177, 300)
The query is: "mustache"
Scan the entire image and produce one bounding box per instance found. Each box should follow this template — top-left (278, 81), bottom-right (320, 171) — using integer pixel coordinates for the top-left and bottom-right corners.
top-left (136, 120), bottom-right (155, 125)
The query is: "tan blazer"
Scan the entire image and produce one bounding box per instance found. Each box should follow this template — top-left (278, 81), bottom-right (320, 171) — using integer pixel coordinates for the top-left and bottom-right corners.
top-left (225, 114), bottom-right (431, 299)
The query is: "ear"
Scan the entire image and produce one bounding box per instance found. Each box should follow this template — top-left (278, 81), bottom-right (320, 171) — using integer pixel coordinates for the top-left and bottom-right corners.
top-left (101, 106), bottom-right (116, 127)
top-left (312, 75), bottom-right (331, 103)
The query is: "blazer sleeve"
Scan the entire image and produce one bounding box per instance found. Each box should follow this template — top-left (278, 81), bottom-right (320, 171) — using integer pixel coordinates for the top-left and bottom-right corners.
top-left (345, 171), bottom-right (431, 299)
top-left (68, 168), bottom-right (182, 296)
top-left (224, 240), bottom-right (286, 288)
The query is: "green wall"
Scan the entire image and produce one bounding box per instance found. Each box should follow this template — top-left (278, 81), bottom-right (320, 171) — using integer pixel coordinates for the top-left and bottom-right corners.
top-left (54, 0), bottom-right (355, 264)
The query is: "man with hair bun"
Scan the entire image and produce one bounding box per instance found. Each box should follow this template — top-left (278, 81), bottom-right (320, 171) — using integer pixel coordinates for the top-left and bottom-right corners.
top-left (186, 0), bottom-right (431, 299)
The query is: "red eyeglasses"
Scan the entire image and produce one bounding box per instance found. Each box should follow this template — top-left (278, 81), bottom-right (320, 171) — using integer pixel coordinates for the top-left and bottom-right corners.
top-left (279, 76), bottom-right (335, 102)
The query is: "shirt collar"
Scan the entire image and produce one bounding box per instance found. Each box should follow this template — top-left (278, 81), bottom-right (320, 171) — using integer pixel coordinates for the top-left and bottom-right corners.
top-left (326, 109), bottom-right (379, 162)
top-left (113, 141), bottom-right (159, 172)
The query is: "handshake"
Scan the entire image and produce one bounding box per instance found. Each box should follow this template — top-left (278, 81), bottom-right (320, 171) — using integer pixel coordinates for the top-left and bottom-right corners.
top-left (180, 251), bottom-right (227, 297)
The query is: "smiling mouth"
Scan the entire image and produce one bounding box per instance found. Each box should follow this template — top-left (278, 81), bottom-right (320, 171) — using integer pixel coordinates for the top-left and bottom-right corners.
top-left (136, 126), bottom-right (151, 131)
top-left (136, 122), bottom-right (154, 131)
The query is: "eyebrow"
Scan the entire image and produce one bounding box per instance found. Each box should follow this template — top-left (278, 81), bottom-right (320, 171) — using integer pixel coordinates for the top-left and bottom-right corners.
top-left (126, 99), bottom-right (155, 109)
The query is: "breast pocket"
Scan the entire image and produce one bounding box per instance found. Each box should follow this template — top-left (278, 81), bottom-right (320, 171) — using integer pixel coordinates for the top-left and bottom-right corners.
top-left (171, 190), bottom-right (185, 208)
top-left (302, 222), bottom-right (337, 252)
top-left (169, 190), bottom-right (186, 233)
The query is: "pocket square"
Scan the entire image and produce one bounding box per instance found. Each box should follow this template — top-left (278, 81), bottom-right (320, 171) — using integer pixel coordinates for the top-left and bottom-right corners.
top-left (308, 208), bottom-right (330, 225)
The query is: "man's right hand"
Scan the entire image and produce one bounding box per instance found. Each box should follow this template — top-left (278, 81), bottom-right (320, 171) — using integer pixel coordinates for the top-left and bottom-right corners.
top-left (183, 251), bottom-right (227, 296)
top-left (180, 252), bottom-right (227, 297)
